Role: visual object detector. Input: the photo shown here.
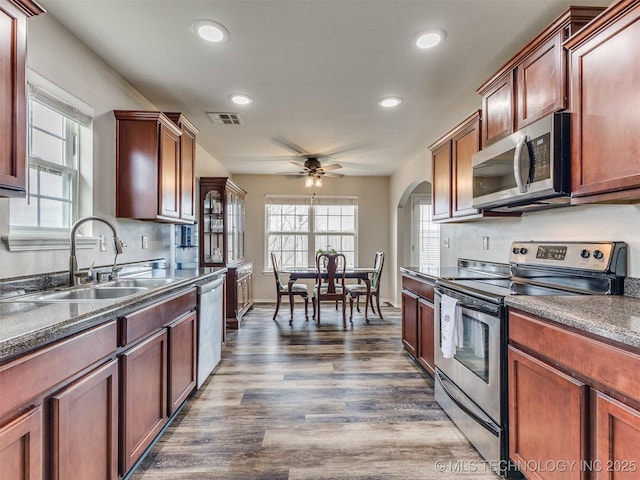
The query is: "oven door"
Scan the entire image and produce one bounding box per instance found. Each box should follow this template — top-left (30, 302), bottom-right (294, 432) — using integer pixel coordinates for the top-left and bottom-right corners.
top-left (434, 290), bottom-right (501, 424)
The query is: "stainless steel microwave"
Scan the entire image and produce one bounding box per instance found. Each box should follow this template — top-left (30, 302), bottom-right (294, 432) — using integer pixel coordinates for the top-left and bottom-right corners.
top-left (471, 112), bottom-right (570, 212)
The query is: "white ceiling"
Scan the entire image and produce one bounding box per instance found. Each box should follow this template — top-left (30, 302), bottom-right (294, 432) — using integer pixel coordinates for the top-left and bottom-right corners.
top-left (38, 0), bottom-right (609, 177)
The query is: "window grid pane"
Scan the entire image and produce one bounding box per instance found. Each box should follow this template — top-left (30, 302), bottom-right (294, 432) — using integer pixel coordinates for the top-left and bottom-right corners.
top-left (10, 96), bottom-right (79, 230)
top-left (418, 203), bottom-right (440, 268)
top-left (266, 197), bottom-right (357, 268)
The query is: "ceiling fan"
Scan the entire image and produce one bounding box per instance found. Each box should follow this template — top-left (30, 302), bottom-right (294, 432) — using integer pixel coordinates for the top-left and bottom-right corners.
top-left (274, 138), bottom-right (346, 183)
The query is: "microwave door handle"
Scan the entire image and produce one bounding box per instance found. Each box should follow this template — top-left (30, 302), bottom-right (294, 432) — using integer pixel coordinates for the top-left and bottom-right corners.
top-left (513, 135), bottom-right (529, 193)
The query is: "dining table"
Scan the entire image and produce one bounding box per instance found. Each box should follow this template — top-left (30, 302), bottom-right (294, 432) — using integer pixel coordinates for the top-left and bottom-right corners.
top-left (280, 266), bottom-right (376, 323)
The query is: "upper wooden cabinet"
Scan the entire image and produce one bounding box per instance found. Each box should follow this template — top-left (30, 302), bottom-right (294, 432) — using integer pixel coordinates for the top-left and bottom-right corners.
top-left (477, 6), bottom-right (604, 147)
top-left (566, 0), bottom-right (640, 204)
top-left (164, 112), bottom-right (199, 222)
top-left (114, 110), bottom-right (197, 224)
top-left (430, 110), bottom-right (512, 222)
top-left (0, 0), bottom-right (43, 197)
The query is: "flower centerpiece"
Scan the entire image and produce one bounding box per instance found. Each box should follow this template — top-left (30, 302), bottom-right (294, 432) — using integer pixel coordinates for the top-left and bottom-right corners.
top-left (316, 245), bottom-right (337, 255)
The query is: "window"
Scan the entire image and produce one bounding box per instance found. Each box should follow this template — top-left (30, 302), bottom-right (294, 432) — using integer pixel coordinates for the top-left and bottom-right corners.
top-left (412, 194), bottom-right (440, 268)
top-left (266, 195), bottom-right (358, 268)
top-left (8, 72), bottom-right (93, 248)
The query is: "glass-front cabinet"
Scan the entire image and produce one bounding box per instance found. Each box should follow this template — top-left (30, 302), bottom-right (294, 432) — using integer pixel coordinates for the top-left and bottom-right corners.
top-left (199, 177), bottom-right (253, 327)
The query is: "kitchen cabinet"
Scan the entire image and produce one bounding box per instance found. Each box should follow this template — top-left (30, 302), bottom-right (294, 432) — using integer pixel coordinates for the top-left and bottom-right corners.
top-left (167, 311), bottom-right (197, 416)
top-left (508, 309), bottom-right (640, 480)
top-left (477, 6), bottom-right (604, 147)
top-left (119, 329), bottom-right (167, 475)
top-left (566, 0), bottom-right (640, 204)
top-left (164, 112), bottom-right (198, 223)
top-left (199, 177), bottom-right (253, 327)
top-left (0, 0), bottom-right (43, 197)
top-left (0, 406), bottom-right (42, 480)
top-left (401, 273), bottom-right (436, 378)
top-left (114, 110), bottom-right (196, 223)
top-left (401, 289), bottom-right (418, 358)
top-left (0, 320), bottom-right (117, 480)
top-left (50, 359), bottom-right (118, 480)
top-left (118, 288), bottom-right (197, 475)
top-left (430, 111), bottom-right (514, 222)
top-left (508, 347), bottom-right (587, 480)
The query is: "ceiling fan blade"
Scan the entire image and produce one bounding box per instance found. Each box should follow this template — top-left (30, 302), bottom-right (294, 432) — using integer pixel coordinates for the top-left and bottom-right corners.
top-left (277, 171), bottom-right (305, 176)
top-left (290, 161), bottom-right (307, 169)
top-left (315, 143), bottom-right (373, 159)
top-left (273, 137), bottom-right (310, 156)
top-left (319, 163), bottom-right (342, 172)
top-left (321, 171), bottom-right (344, 178)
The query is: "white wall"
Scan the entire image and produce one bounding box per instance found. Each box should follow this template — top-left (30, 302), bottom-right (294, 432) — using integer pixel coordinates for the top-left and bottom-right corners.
top-left (0, 14), bottom-right (228, 280)
top-left (231, 174), bottom-right (390, 303)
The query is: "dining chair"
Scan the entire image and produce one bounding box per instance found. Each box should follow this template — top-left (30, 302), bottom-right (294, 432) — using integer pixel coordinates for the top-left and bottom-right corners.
top-left (347, 251), bottom-right (384, 321)
top-left (271, 252), bottom-right (308, 323)
top-left (312, 252), bottom-right (347, 327)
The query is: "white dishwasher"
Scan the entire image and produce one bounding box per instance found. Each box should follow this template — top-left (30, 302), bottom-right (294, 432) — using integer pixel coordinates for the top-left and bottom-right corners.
top-left (197, 276), bottom-right (225, 388)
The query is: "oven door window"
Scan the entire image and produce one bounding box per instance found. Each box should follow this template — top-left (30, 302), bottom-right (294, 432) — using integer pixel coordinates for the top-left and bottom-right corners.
top-left (453, 310), bottom-right (489, 383)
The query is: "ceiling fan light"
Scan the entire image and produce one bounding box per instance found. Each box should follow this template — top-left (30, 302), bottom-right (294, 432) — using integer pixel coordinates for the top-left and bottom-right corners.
top-left (314, 176), bottom-right (323, 187)
top-left (192, 20), bottom-right (229, 43)
top-left (305, 175), bottom-right (315, 187)
top-left (377, 96), bottom-right (402, 108)
top-left (415, 29), bottom-right (446, 49)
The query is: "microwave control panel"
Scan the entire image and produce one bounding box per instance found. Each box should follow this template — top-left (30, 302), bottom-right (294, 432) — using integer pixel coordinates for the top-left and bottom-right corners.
top-left (529, 133), bottom-right (550, 182)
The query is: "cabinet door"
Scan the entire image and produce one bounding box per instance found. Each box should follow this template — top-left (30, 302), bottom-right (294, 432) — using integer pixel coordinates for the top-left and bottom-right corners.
top-left (0, 406), bottom-right (42, 480)
top-left (50, 359), bottom-right (118, 480)
top-left (417, 298), bottom-right (435, 378)
top-left (401, 290), bottom-right (419, 358)
top-left (431, 141), bottom-right (451, 221)
top-left (120, 330), bottom-right (167, 475)
top-left (481, 72), bottom-right (514, 147)
top-left (569, 3), bottom-right (640, 202)
top-left (508, 346), bottom-right (587, 480)
top-left (452, 114), bottom-right (481, 218)
top-left (595, 392), bottom-right (640, 480)
top-left (0, 0), bottom-right (27, 197)
top-left (159, 124), bottom-right (181, 219)
top-left (168, 312), bottom-right (197, 416)
top-left (179, 126), bottom-right (196, 221)
top-left (516, 32), bottom-right (564, 130)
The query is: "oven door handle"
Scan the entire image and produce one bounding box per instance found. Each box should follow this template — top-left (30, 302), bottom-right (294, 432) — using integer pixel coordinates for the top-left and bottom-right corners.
top-left (435, 370), bottom-right (500, 437)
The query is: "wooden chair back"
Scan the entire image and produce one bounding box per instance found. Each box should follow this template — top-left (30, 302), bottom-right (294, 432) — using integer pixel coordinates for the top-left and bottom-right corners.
top-left (315, 253), bottom-right (346, 298)
top-left (270, 252), bottom-right (285, 291)
top-left (371, 251), bottom-right (385, 291)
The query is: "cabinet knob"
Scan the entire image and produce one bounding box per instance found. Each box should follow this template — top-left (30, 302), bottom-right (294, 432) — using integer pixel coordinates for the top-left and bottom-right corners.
top-left (580, 249), bottom-right (590, 259)
top-left (593, 250), bottom-right (604, 260)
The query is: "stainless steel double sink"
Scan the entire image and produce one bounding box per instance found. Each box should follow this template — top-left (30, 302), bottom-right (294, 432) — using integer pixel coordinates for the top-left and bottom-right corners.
top-left (5, 277), bottom-right (182, 303)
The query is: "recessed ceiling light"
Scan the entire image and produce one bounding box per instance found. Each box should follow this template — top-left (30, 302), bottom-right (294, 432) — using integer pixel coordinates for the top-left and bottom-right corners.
top-left (229, 93), bottom-right (253, 105)
top-left (377, 96), bottom-right (402, 108)
top-left (192, 20), bottom-right (229, 43)
top-left (415, 29), bottom-right (446, 49)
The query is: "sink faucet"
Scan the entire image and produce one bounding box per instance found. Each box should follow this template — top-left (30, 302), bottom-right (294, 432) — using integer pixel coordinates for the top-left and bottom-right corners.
top-left (69, 216), bottom-right (126, 286)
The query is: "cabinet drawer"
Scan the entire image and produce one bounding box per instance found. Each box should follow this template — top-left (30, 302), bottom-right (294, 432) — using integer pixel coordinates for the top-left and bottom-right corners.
top-left (0, 320), bottom-right (117, 416)
top-left (509, 309), bottom-right (640, 401)
top-left (119, 289), bottom-right (196, 347)
top-left (402, 275), bottom-right (434, 302)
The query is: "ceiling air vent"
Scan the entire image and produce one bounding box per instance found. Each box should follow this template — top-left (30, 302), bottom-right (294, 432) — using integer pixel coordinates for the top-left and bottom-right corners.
top-left (206, 112), bottom-right (243, 125)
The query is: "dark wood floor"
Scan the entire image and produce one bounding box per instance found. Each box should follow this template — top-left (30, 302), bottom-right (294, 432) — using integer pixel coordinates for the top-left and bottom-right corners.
top-left (131, 303), bottom-right (499, 479)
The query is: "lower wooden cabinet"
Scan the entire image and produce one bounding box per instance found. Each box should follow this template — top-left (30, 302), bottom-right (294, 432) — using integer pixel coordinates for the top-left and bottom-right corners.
top-left (508, 346), bottom-right (587, 480)
top-left (50, 359), bottom-right (118, 480)
top-left (226, 262), bottom-right (253, 328)
top-left (508, 309), bottom-right (640, 480)
top-left (0, 406), bottom-right (42, 480)
top-left (168, 311), bottom-right (197, 416)
top-left (401, 289), bottom-right (418, 358)
top-left (594, 392), bottom-right (640, 480)
top-left (119, 329), bottom-right (168, 475)
top-left (417, 298), bottom-right (435, 378)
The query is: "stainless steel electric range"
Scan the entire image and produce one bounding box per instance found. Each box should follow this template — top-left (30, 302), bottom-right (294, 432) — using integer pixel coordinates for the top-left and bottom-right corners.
top-left (433, 241), bottom-right (627, 477)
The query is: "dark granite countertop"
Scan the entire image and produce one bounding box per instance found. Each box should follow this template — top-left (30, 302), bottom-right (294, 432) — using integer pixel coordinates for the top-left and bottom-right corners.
top-left (400, 266), bottom-right (441, 282)
top-left (505, 295), bottom-right (640, 350)
top-left (0, 266), bottom-right (227, 363)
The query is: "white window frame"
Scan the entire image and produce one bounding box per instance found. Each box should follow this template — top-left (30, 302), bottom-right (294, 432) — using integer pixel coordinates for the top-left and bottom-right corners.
top-left (4, 70), bottom-right (94, 251)
top-left (411, 193), bottom-right (440, 268)
top-left (265, 194), bottom-right (358, 269)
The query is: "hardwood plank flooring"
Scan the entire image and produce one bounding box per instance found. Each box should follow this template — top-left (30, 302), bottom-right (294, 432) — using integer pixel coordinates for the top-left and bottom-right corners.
top-left (131, 304), bottom-right (500, 479)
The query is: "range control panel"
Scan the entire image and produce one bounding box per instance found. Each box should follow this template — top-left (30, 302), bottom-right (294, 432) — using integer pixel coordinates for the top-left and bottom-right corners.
top-left (509, 242), bottom-right (626, 272)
